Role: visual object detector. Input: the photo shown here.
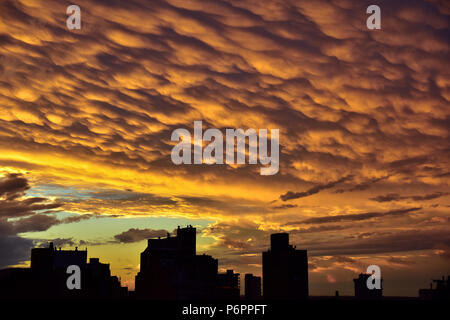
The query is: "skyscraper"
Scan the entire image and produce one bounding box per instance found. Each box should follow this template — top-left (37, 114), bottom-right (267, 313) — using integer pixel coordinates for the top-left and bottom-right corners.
top-left (262, 233), bottom-right (308, 299)
top-left (0, 242), bottom-right (126, 299)
top-left (216, 269), bottom-right (240, 299)
top-left (135, 226), bottom-right (218, 299)
top-left (245, 273), bottom-right (261, 300)
top-left (353, 273), bottom-right (383, 299)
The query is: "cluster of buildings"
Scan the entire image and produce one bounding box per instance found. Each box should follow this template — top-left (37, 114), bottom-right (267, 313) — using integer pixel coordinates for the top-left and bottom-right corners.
top-left (418, 276), bottom-right (450, 300)
top-left (135, 226), bottom-right (309, 300)
top-left (0, 225), bottom-right (447, 300)
top-left (135, 225), bottom-right (256, 300)
top-left (0, 242), bottom-right (127, 299)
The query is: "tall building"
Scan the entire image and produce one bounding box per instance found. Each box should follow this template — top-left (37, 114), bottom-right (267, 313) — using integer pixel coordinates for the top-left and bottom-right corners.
top-left (85, 258), bottom-right (125, 298)
top-left (262, 233), bottom-right (308, 300)
top-left (245, 273), bottom-right (261, 300)
top-left (31, 243), bottom-right (88, 297)
top-left (353, 273), bottom-right (383, 299)
top-left (135, 225), bottom-right (218, 299)
top-left (216, 269), bottom-right (240, 300)
top-left (0, 242), bottom-right (126, 299)
top-left (31, 242), bottom-right (87, 272)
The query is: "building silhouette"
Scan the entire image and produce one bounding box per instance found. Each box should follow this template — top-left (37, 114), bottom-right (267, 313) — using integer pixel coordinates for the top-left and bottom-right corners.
top-left (31, 242), bottom-right (87, 298)
top-left (419, 276), bottom-right (450, 300)
top-left (353, 273), bottom-right (382, 299)
top-left (216, 269), bottom-right (240, 300)
top-left (3, 231), bottom-right (448, 301)
top-left (135, 225), bottom-right (218, 299)
top-left (245, 273), bottom-right (261, 300)
top-left (0, 267), bottom-right (34, 298)
top-left (85, 258), bottom-right (127, 298)
top-left (1, 231), bottom-right (446, 301)
top-left (0, 242), bottom-right (127, 299)
top-left (262, 233), bottom-right (308, 300)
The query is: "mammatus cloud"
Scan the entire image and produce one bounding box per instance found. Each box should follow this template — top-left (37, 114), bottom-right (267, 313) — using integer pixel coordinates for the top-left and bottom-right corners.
top-left (0, 0), bottom-right (448, 199)
top-left (0, 0), bottom-right (449, 295)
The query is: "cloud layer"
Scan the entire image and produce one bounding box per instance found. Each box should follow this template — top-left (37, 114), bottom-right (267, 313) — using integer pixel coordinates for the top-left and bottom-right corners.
top-left (0, 0), bottom-right (449, 295)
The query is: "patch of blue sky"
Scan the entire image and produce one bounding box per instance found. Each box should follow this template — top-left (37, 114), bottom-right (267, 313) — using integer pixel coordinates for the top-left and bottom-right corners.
top-left (19, 214), bottom-right (215, 245)
top-left (27, 184), bottom-right (163, 202)
top-left (27, 183), bottom-right (96, 200)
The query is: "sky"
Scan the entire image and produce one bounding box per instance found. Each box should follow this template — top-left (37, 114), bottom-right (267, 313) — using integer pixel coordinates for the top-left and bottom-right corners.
top-left (0, 0), bottom-right (449, 296)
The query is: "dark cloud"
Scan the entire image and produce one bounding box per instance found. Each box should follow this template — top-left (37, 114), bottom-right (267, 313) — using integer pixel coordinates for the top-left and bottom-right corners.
top-left (287, 224), bottom-right (349, 233)
top-left (370, 193), bottom-right (403, 202)
top-left (0, 173), bottom-right (62, 221)
top-left (370, 192), bottom-right (448, 202)
top-left (411, 193), bottom-right (449, 201)
top-left (0, 173), bottom-right (29, 200)
top-left (297, 207), bottom-right (422, 224)
top-left (335, 176), bottom-right (390, 194)
top-left (280, 175), bottom-right (353, 201)
top-left (0, 198), bottom-right (61, 218)
top-left (179, 196), bottom-right (273, 215)
top-left (306, 228), bottom-right (450, 256)
top-left (0, 173), bottom-right (89, 268)
top-left (0, 235), bottom-right (33, 269)
top-left (60, 214), bottom-right (96, 224)
top-left (35, 238), bottom-right (77, 249)
top-left (12, 214), bottom-right (60, 233)
top-left (114, 228), bottom-right (170, 243)
top-left (283, 208), bottom-right (427, 228)
top-left (272, 204), bottom-right (298, 210)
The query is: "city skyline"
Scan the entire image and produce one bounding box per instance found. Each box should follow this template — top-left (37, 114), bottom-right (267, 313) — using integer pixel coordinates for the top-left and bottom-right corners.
top-left (1, 222), bottom-right (448, 298)
top-left (0, 0), bottom-right (449, 298)
top-left (2, 227), bottom-right (447, 300)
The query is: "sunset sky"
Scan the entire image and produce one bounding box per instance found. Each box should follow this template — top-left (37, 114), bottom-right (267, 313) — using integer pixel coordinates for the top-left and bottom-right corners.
top-left (0, 0), bottom-right (449, 296)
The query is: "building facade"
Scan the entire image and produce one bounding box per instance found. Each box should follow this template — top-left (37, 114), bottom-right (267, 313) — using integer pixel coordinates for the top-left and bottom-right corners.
top-left (262, 233), bottom-right (308, 300)
top-left (245, 273), bottom-right (261, 300)
top-left (135, 226), bottom-right (218, 299)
